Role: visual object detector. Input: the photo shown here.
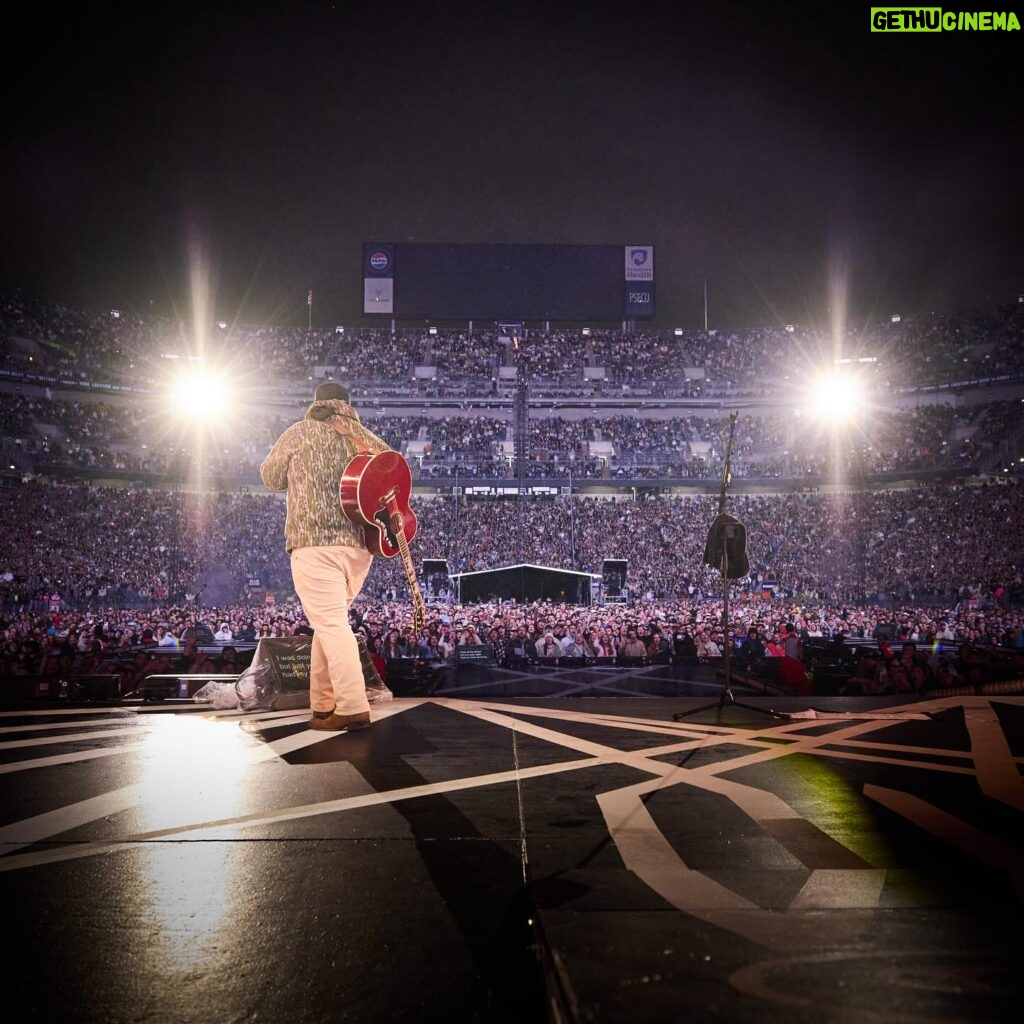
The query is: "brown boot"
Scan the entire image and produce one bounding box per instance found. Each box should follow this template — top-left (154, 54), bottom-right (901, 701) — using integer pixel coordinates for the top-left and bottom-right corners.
top-left (309, 710), bottom-right (371, 732)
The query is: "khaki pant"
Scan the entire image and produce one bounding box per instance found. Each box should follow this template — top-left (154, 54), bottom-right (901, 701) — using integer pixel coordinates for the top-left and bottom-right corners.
top-left (290, 545), bottom-right (373, 715)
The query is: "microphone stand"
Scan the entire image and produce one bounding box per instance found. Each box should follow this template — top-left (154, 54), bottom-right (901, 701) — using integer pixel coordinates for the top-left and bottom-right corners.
top-left (674, 413), bottom-right (787, 722)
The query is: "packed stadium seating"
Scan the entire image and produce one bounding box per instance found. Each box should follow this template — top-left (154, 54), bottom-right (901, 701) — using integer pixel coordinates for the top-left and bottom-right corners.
top-left (1, 290), bottom-right (1022, 696)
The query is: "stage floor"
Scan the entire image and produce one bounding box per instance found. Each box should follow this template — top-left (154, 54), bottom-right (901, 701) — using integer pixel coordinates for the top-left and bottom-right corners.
top-left (1, 693), bottom-right (1022, 1023)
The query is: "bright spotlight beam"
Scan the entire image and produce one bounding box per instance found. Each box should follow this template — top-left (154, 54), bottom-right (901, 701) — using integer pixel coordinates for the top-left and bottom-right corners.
top-left (807, 372), bottom-right (864, 424)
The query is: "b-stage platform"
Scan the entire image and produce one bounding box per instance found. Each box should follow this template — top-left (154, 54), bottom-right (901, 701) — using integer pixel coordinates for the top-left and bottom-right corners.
top-left (1, 693), bottom-right (1022, 1022)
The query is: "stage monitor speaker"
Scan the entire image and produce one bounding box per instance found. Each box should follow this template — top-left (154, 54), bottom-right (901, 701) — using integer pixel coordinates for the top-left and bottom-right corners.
top-left (72, 674), bottom-right (122, 701)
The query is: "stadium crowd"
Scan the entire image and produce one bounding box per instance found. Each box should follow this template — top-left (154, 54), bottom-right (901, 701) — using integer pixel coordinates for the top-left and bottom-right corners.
top-left (4, 480), bottom-right (1021, 612)
top-left (2, 290), bottom-right (1022, 697)
top-left (3, 292), bottom-right (1023, 395)
top-left (1, 475), bottom-right (1021, 696)
top-left (2, 584), bottom-right (1022, 698)
top-left (2, 391), bottom-right (1020, 483)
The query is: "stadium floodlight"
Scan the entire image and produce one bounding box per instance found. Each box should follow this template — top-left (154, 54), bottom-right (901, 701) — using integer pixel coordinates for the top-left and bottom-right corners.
top-left (428, 326), bottom-right (438, 335)
top-left (785, 324), bottom-right (795, 333)
top-left (335, 325), bottom-right (345, 334)
top-left (218, 321), bottom-right (227, 330)
top-left (673, 328), bottom-right (683, 336)
top-left (167, 365), bottom-right (233, 422)
top-left (807, 371), bottom-right (864, 423)
top-left (890, 314), bottom-right (901, 323)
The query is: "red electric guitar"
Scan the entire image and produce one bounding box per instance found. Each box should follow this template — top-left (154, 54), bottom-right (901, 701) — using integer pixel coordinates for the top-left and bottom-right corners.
top-left (340, 449), bottom-right (426, 631)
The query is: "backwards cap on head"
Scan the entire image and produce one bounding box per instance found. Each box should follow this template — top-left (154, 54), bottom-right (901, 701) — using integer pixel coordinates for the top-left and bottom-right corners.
top-left (314, 382), bottom-right (350, 402)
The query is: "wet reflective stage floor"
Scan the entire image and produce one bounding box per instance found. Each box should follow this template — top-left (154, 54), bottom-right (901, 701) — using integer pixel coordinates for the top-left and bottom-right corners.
top-left (1, 693), bottom-right (1022, 1023)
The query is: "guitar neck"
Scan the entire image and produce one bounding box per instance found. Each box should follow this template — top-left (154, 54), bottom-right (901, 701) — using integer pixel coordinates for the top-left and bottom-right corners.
top-left (395, 528), bottom-right (427, 632)
top-left (370, 477), bottom-right (426, 634)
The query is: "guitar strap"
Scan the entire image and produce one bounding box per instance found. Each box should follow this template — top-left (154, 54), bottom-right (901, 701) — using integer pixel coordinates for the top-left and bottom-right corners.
top-left (329, 417), bottom-right (390, 462)
top-left (328, 417), bottom-right (354, 438)
top-left (328, 419), bottom-right (376, 478)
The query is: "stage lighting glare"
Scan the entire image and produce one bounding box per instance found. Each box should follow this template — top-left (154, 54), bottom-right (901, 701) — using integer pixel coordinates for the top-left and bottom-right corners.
top-left (808, 373), bottom-right (863, 422)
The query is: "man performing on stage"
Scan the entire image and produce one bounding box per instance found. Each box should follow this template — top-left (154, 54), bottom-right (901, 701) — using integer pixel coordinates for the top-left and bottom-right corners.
top-left (260, 382), bottom-right (390, 730)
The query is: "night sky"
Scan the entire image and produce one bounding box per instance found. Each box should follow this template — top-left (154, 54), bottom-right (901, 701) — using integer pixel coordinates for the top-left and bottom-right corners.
top-left (4, 2), bottom-right (1021, 330)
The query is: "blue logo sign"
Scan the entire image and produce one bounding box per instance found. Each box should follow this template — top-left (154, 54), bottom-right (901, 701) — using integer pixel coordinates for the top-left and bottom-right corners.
top-left (369, 251), bottom-right (390, 272)
top-left (630, 249), bottom-right (648, 267)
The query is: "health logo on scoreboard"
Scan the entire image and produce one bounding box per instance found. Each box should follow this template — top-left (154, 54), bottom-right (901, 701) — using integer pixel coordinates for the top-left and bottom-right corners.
top-left (624, 245), bottom-right (654, 281)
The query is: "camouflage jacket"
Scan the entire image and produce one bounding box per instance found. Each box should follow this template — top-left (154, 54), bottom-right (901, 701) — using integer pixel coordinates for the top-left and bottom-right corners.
top-left (260, 398), bottom-right (390, 553)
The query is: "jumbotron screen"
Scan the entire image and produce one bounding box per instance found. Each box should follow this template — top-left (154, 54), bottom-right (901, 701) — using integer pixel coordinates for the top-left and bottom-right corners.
top-left (362, 243), bottom-right (654, 320)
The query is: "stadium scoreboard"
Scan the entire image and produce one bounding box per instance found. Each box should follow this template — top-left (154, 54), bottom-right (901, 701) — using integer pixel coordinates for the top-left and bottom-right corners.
top-left (362, 243), bottom-right (654, 320)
